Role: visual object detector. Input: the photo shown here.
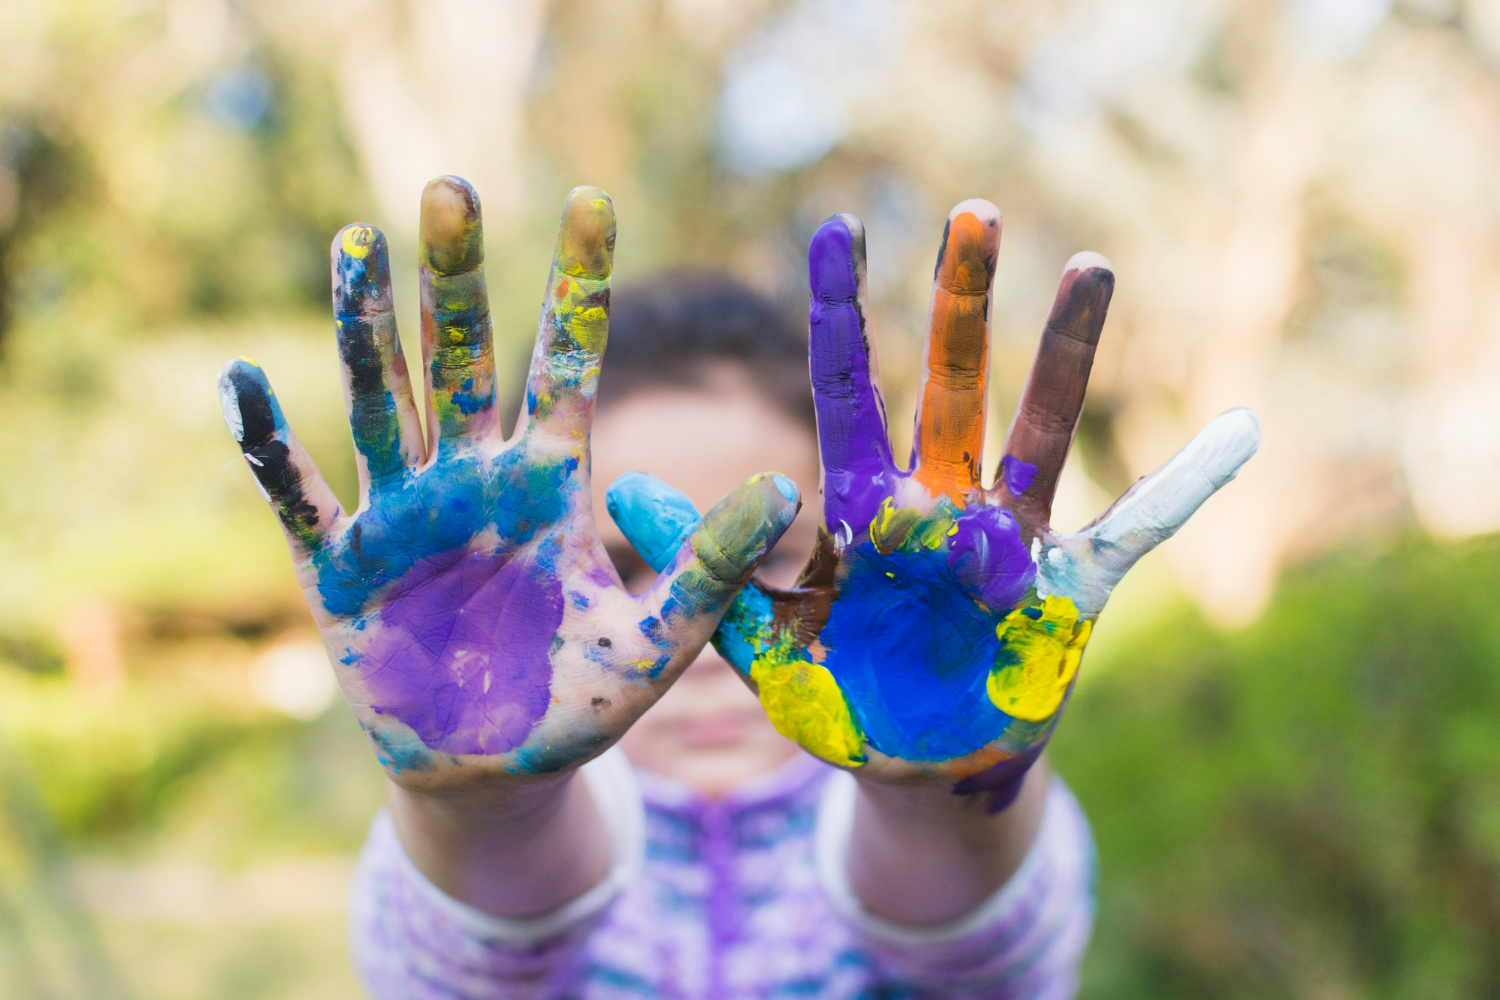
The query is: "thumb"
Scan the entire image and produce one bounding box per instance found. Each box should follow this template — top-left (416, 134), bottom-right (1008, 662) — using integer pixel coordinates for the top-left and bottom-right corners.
top-left (628, 472), bottom-right (800, 633)
top-left (1037, 407), bottom-right (1261, 613)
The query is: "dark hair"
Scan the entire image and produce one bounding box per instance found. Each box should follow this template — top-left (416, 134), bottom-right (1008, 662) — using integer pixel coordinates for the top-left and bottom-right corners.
top-left (595, 270), bottom-right (815, 430)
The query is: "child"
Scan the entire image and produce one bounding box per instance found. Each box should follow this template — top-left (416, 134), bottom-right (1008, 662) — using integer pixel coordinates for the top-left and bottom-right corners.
top-left (218, 177), bottom-right (1259, 999)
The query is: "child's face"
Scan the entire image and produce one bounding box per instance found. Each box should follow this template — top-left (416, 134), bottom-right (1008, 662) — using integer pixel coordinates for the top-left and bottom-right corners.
top-left (592, 368), bottom-right (821, 794)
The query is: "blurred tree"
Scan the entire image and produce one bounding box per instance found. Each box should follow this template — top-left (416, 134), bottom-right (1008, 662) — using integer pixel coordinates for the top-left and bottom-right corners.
top-left (1054, 535), bottom-right (1500, 998)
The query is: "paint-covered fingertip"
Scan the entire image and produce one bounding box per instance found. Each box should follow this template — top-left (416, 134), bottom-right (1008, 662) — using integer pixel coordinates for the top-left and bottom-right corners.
top-left (1213, 407), bottom-right (1262, 456)
top-left (1192, 408), bottom-right (1262, 485)
top-left (606, 471), bottom-right (701, 573)
top-left (420, 176), bottom-right (484, 275)
top-left (692, 474), bottom-right (803, 585)
top-left (936, 205), bottom-right (1000, 294)
top-left (1064, 250), bottom-right (1112, 276)
top-left (809, 214), bottom-right (865, 304)
top-left (217, 357), bottom-right (279, 446)
top-left (555, 186), bottom-right (616, 281)
top-left (333, 223), bottom-right (387, 262)
top-left (749, 471), bottom-right (802, 521)
top-left (218, 355), bottom-right (268, 389)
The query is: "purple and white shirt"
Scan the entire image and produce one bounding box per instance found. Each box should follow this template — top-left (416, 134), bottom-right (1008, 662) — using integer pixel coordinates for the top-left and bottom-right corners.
top-left (351, 751), bottom-right (1096, 999)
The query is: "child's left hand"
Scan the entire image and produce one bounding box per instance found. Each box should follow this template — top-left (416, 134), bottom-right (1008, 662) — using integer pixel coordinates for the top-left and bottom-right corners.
top-left (609, 201), bottom-right (1259, 810)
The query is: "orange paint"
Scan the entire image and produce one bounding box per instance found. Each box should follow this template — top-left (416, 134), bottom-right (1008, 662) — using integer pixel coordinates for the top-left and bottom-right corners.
top-left (913, 211), bottom-right (996, 501)
top-left (555, 278), bottom-right (570, 300)
top-left (947, 744), bottom-right (1012, 781)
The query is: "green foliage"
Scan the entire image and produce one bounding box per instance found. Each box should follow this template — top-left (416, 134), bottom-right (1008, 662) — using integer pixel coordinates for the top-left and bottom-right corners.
top-left (1054, 535), bottom-right (1500, 999)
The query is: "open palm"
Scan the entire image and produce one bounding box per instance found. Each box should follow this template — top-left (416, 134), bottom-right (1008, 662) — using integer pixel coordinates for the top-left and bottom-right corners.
top-left (610, 203), bottom-right (1258, 808)
top-left (220, 179), bottom-right (798, 791)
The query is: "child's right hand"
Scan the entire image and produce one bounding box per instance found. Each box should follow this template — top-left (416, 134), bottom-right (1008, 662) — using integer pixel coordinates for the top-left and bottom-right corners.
top-left (219, 178), bottom-right (799, 797)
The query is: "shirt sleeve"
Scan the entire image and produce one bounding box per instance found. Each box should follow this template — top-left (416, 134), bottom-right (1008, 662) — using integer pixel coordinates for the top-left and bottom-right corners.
top-left (349, 748), bottom-right (645, 1000)
top-left (814, 773), bottom-right (1096, 1000)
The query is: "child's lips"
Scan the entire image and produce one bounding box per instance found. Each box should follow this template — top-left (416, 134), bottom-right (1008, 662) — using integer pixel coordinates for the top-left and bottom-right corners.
top-left (676, 710), bottom-right (759, 748)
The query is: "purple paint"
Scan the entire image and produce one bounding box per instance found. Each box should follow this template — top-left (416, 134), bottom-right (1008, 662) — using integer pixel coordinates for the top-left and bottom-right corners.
top-left (1000, 454), bottom-right (1037, 497)
top-left (952, 743), bottom-right (1044, 813)
top-left (363, 548), bottom-right (562, 755)
top-left (947, 505), bottom-right (1036, 609)
top-left (808, 218), bottom-right (893, 532)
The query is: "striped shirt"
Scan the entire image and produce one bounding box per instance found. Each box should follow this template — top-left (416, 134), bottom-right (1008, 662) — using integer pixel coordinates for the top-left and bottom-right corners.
top-left (351, 751), bottom-right (1095, 999)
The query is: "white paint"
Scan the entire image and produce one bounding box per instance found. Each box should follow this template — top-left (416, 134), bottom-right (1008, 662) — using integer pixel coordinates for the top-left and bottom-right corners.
top-left (219, 377), bottom-right (244, 442)
top-left (1036, 408), bottom-right (1262, 614)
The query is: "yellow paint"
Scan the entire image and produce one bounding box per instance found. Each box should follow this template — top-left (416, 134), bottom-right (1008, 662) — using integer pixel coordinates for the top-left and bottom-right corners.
top-left (911, 516), bottom-right (952, 551)
top-left (341, 225), bottom-right (376, 259)
top-left (987, 596), bottom-right (1091, 722)
top-left (750, 634), bottom-right (865, 767)
top-left (868, 498), bottom-right (953, 555)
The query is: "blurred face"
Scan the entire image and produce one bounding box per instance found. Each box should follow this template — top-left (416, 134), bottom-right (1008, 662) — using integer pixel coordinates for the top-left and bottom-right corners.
top-left (591, 366), bottom-right (820, 795)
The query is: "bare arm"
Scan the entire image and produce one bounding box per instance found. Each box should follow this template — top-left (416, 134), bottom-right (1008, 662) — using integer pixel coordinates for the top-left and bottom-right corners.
top-left (220, 178), bottom-right (797, 925)
top-left (387, 773), bottom-right (611, 918)
top-left (846, 760), bottom-right (1049, 925)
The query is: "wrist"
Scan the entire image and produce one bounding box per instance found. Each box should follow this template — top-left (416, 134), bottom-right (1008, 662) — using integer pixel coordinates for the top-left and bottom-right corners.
top-left (845, 760), bottom-right (1050, 925)
top-left (388, 768), bottom-right (612, 918)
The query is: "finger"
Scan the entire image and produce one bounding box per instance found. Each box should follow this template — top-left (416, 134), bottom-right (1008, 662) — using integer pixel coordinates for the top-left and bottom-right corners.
top-left (999, 252), bottom-right (1114, 528)
top-left (605, 471), bottom-right (700, 573)
top-left (419, 176), bottom-right (497, 450)
top-left (1037, 409), bottom-right (1261, 611)
top-left (522, 186), bottom-right (616, 445)
top-left (333, 224), bottom-right (424, 496)
top-left (911, 199), bottom-right (1002, 502)
top-left (640, 472), bottom-right (800, 639)
top-left (608, 471), bottom-right (778, 678)
top-left (219, 358), bottom-right (342, 552)
top-left (808, 214), bottom-right (895, 535)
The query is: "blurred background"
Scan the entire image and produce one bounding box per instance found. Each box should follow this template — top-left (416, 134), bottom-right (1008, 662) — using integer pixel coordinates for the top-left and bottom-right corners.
top-left (2, 0), bottom-right (1500, 996)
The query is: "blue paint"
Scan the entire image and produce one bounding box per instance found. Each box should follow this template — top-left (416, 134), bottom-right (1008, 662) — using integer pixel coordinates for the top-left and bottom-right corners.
top-left (607, 470), bottom-right (772, 678)
top-left (364, 724), bottom-right (439, 774)
top-left (713, 583), bottom-right (774, 677)
top-left (820, 542), bottom-right (1012, 760)
top-left (773, 475), bottom-right (798, 502)
top-left (314, 447), bottom-right (577, 617)
top-left (605, 472), bottom-right (698, 572)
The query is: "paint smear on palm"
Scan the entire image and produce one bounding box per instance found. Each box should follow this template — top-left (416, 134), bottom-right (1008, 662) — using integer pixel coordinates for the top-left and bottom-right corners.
top-left (749, 629), bottom-right (866, 768)
top-left (987, 595), bottom-right (1090, 721)
top-left (807, 501), bottom-right (1088, 761)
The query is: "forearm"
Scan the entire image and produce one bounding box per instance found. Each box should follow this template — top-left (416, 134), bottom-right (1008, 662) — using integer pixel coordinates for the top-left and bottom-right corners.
top-left (846, 757), bottom-right (1050, 925)
top-left (387, 769), bottom-right (613, 919)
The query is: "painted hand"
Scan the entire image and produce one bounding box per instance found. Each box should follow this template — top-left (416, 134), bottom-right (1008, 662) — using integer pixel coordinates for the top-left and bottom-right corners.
top-left (609, 203), bottom-right (1259, 809)
top-left (218, 179), bottom-right (799, 791)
